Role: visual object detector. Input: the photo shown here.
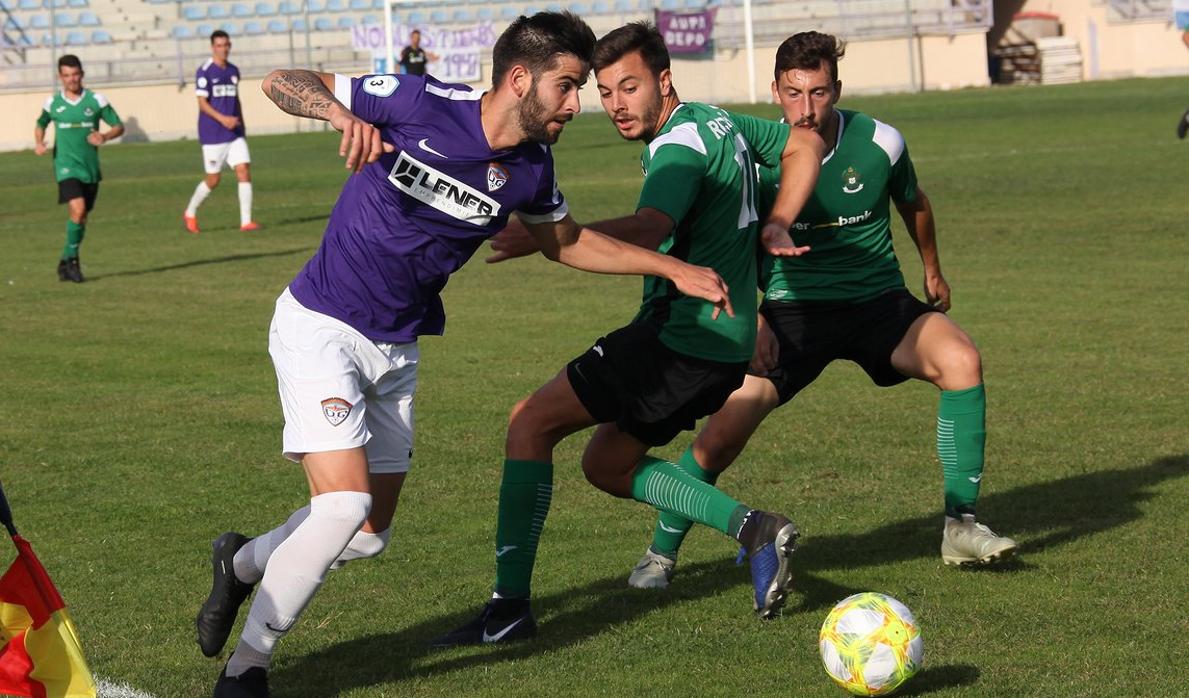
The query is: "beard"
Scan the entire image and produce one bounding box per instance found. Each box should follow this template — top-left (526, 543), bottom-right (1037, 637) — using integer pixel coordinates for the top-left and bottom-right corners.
top-left (517, 81), bottom-right (557, 145)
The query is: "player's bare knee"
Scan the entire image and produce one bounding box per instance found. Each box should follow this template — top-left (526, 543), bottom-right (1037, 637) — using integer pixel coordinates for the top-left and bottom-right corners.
top-left (507, 396), bottom-right (562, 452)
top-left (205, 174), bottom-right (221, 189)
top-left (580, 455), bottom-right (627, 496)
top-left (235, 164), bottom-right (251, 182)
top-left (937, 344), bottom-right (982, 390)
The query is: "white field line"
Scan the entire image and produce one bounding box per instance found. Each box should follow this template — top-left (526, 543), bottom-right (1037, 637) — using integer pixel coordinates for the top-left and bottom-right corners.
top-left (96, 677), bottom-right (160, 698)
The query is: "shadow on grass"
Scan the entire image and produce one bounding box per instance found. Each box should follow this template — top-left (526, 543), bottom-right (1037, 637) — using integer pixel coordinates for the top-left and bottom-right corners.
top-left (790, 453), bottom-right (1189, 612)
top-left (270, 454), bottom-right (1185, 695)
top-left (88, 247), bottom-right (311, 281)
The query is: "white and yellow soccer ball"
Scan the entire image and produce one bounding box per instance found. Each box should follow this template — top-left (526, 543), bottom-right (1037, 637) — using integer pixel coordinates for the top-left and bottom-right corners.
top-left (818, 592), bottom-right (923, 696)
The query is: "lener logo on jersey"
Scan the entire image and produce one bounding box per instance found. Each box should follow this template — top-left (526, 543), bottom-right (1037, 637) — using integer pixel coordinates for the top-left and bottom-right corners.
top-left (389, 151), bottom-right (500, 226)
top-left (320, 397), bottom-right (353, 426)
top-left (486, 162), bottom-right (509, 192)
top-left (842, 166), bottom-right (864, 194)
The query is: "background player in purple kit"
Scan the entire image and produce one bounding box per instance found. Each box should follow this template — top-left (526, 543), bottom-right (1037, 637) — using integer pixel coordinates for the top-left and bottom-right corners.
top-left (183, 30), bottom-right (259, 234)
top-left (192, 13), bottom-right (736, 698)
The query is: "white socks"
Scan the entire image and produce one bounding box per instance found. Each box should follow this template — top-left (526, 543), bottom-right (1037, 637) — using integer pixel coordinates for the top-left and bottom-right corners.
top-left (185, 181), bottom-right (212, 216)
top-left (185, 180), bottom-right (252, 224)
top-left (226, 491), bottom-right (372, 677)
top-left (232, 509), bottom-right (391, 584)
top-left (238, 181), bottom-right (253, 226)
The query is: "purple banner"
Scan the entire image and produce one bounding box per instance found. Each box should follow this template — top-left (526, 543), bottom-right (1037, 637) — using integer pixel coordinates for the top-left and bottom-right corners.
top-left (655, 8), bottom-right (716, 54)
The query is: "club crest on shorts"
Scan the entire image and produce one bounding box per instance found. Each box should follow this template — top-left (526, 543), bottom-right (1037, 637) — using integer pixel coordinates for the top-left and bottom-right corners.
top-left (320, 397), bottom-right (353, 426)
top-left (487, 162), bottom-right (509, 192)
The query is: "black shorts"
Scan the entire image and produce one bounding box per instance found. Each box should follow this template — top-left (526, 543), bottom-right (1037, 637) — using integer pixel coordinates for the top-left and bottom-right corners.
top-left (566, 323), bottom-right (748, 447)
top-left (755, 288), bottom-right (939, 405)
top-left (58, 178), bottom-right (98, 211)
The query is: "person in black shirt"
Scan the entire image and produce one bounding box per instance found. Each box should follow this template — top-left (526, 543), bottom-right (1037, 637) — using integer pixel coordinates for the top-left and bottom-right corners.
top-left (399, 29), bottom-right (438, 76)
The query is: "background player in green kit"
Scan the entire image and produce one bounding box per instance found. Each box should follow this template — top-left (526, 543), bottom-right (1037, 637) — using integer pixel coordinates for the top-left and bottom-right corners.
top-left (628, 31), bottom-right (1018, 589)
top-left (34, 54), bottom-right (124, 283)
top-left (434, 23), bottom-right (825, 646)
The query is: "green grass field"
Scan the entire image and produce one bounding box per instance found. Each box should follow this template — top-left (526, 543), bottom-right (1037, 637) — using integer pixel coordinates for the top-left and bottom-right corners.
top-left (1, 76), bottom-right (1187, 697)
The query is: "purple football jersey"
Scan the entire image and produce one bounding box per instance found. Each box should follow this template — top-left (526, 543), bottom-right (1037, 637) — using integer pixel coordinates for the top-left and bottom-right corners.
top-left (195, 59), bottom-right (245, 144)
top-left (287, 73), bottom-right (569, 343)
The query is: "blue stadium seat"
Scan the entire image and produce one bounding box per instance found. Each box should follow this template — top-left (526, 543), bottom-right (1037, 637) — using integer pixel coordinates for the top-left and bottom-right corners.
top-left (314, 17), bottom-right (332, 30)
top-left (372, 0), bottom-right (385, 8)
top-left (183, 5), bottom-right (206, 20)
top-left (429, 9), bottom-right (446, 22)
top-left (290, 17), bottom-right (307, 30)
top-left (78, 10), bottom-right (99, 26)
top-left (19, 0), bottom-right (39, 10)
top-left (171, 25), bottom-right (194, 38)
top-left (277, 0), bottom-right (298, 13)
top-left (266, 18), bottom-right (286, 32)
top-left (637, 0), bottom-right (651, 10)
top-left (231, 3), bottom-right (251, 18)
top-left (406, 10), bottom-right (423, 23)
top-left (499, 5), bottom-right (519, 19)
top-left (545, 3), bottom-right (562, 11)
top-left (64, 29), bottom-right (85, 44)
top-left (360, 13), bottom-right (377, 24)
top-left (90, 29), bottom-right (111, 42)
top-left (592, 0), bottom-right (610, 13)
top-left (476, 6), bottom-right (493, 19)
top-left (43, 0), bottom-right (67, 8)
top-left (244, 20), bottom-right (264, 33)
top-left (68, 0), bottom-right (86, 7)
top-left (569, 2), bottom-right (588, 14)
top-left (336, 15), bottom-right (353, 27)
top-left (684, 0), bottom-right (702, 7)
top-left (326, 0), bottom-right (345, 11)
top-left (349, 0), bottom-right (369, 9)
top-left (523, 5), bottom-right (539, 15)
top-left (306, 0), bottom-right (324, 11)
top-left (255, 2), bottom-right (276, 16)
top-left (196, 23), bottom-right (214, 36)
top-left (613, 0), bottom-right (631, 9)
top-left (207, 5), bottom-right (228, 19)
top-left (54, 12), bottom-right (77, 27)
top-left (660, 0), bottom-right (679, 9)
top-left (219, 21), bottom-right (237, 33)
top-left (453, 8), bottom-right (472, 21)
top-left (29, 14), bottom-right (49, 28)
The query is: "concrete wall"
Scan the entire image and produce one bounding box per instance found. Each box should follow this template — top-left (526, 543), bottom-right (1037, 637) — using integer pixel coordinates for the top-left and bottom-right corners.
top-left (1014, 0), bottom-right (1189, 80)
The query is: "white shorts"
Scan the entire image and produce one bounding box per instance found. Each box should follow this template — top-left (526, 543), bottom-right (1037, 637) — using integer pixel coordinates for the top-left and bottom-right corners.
top-left (269, 288), bottom-right (418, 474)
top-left (202, 137), bottom-right (251, 174)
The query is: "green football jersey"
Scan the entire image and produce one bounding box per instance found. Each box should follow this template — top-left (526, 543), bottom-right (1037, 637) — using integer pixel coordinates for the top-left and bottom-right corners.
top-left (635, 102), bottom-right (791, 363)
top-left (36, 89), bottom-right (121, 184)
top-left (759, 110), bottom-right (918, 302)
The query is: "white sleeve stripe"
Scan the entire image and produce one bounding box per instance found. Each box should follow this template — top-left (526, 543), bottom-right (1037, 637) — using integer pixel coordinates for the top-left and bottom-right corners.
top-left (334, 74), bottom-right (352, 111)
top-left (425, 83), bottom-right (484, 101)
top-left (517, 200), bottom-right (569, 224)
top-left (42, 96), bottom-right (54, 111)
top-left (647, 122), bottom-right (707, 158)
top-left (195, 89), bottom-right (210, 97)
top-left (872, 118), bottom-right (905, 166)
top-left (93, 92), bottom-right (109, 108)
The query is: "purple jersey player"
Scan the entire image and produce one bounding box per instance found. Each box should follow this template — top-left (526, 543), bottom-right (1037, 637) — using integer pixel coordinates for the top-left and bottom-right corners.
top-left (183, 30), bottom-right (259, 234)
top-left (195, 13), bottom-right (736, 698)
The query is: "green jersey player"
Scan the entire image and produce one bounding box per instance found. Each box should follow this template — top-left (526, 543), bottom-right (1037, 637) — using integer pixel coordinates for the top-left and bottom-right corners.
top-left (34, 54), bottom-right (124, 283)
top-left (629, 32), bottom-right (1018, 590)
top-left (433, 22), bottom-right (825, 646)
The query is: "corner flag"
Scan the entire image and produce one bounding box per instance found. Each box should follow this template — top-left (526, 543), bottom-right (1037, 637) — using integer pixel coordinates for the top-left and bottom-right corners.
top-left (0, 480), bottom-right (97, 698)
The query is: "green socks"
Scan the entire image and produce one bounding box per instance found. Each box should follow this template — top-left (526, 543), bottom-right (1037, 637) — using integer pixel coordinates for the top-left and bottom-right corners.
top-left (631, 455), bottom-right (749, 539)
top-left (937, 384), bottom-right (986, 518)
top-left (647, 447), bottom-right (718, 558)
top-left (63, 220), bottom-right (85, 259)
top-left (493, 459), bottom-right (553, 599)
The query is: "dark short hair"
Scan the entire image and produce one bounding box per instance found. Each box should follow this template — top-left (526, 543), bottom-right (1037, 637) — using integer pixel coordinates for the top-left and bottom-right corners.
top-left (57, 54), bottom-right (82, 71)
top-left (410, 28), bottom-right (420, 36)
top-left (592, 22), bottom-right (669, 76)
top-left (210, 29), bottom-right (230, 43)
top-left (490, 11), bottom-right (596, 87)
top-left (774, 31), bottom-right (845, 83)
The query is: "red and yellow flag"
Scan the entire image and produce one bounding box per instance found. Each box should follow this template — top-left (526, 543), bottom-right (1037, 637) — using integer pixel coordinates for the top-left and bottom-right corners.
top-left (0, 535), bottom-right (96, 698)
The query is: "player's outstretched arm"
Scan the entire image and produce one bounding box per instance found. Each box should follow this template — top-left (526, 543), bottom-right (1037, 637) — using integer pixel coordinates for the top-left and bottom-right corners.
top-left (763, 127), bottom-right (826, 257)
top-left (261, 69), bottom-right (393, 171)
top-left (895, 186), bottom-right (950, 310)
top-left (524, 214), bottom-right (734, 319)
top-left (486, 208), bottom-right (672, 263)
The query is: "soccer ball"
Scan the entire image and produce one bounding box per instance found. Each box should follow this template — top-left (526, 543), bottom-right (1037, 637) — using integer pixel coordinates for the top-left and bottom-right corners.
top-left (818, 592), bottom-right (923, 696)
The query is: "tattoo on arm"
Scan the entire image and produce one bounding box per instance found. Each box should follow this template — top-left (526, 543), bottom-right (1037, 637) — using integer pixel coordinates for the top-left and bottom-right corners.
top-left (267, 70), bottom-right (338, 120)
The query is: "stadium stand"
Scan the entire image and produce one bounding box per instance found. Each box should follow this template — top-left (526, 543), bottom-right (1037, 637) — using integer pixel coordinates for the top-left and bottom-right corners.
top-left (0, 0), bottom-right (992, 91)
